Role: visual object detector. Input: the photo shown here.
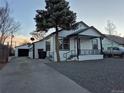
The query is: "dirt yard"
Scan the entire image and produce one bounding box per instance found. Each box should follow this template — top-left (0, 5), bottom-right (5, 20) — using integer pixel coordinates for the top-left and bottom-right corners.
top-left (47, 58), bottom-right (124, 93)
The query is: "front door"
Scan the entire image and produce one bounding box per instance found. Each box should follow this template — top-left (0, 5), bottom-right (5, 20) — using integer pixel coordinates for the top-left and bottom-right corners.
top-left (92, 39), bottom-right (98, 50)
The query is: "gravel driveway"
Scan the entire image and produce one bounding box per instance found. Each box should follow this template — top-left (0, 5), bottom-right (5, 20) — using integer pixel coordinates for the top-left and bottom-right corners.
top-left (46, 58), bottom-right (124, 93)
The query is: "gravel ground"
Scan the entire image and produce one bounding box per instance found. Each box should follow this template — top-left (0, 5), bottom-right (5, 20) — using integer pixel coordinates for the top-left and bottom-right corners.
top-left (46, 58), bottom-right (124, 93)
top-left (0, 63), bottom-right (6, 70)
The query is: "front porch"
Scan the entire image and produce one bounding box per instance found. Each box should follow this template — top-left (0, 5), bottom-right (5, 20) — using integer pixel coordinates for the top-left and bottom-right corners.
top-left (47, 35), bottom-right (103, 62)
top-left (47, 27), bottom-right (104, 62)
top-left (62, 32), bottom-right (104, 61)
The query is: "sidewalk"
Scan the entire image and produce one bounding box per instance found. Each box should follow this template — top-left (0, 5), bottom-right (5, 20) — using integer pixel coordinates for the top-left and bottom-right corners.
top-left (0, 57), bottom-right (91, 93)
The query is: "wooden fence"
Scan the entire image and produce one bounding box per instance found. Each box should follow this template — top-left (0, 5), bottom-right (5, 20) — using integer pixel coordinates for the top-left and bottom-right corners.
top-left (0, 44), bottom-right (9, 63)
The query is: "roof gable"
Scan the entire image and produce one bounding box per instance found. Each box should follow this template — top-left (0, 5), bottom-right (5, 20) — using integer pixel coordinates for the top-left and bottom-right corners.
top-left (79, 26), bottom-right (104, 37)
top-left (67, 26), bottom-right (104, 38)
top-left (72, 21), bottom-right (89, 30)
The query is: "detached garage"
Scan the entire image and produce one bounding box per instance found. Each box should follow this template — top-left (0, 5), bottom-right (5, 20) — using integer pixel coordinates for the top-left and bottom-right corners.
top-left (15, 44), bottom-right (32, 57)
top-left (18, 49), bottom-right (29, 57)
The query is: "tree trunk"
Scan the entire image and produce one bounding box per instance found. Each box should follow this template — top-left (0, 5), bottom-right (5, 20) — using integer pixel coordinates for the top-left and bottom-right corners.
top-left (0, 34), bottom-right (3, 44)
top-left (55, 26), bottom-right (60, 62)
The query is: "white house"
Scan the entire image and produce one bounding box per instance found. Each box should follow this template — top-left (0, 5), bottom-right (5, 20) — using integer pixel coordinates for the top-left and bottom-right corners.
top-left (27, 21), bottom-right (104, 62)
top-left (102, 34), bottom-right (124, 51)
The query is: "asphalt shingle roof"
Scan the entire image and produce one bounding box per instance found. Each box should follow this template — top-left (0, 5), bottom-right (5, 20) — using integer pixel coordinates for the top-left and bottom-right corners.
top-left (105, 34), bottom-right (124, 45)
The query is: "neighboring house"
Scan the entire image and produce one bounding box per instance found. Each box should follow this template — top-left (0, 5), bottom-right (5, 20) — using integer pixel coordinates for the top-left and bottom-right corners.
top-left (102, 34), bottom-right (124, 50)
top-left (27, 21), bottom-right (104, 62)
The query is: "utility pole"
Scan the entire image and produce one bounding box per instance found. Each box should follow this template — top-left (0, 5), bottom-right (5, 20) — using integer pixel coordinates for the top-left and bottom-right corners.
top-left (10, 32), bottom-right (14, 55)
top-left (10, 32), bottom-right (14, 48)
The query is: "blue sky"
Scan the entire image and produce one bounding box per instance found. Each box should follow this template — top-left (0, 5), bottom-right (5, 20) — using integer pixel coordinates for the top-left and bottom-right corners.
top-left (1, 0), bottom-right (124, 37)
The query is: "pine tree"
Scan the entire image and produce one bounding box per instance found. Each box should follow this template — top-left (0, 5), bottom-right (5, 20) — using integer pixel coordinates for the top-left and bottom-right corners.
top-left (34, 0), bottom-right (76, 62)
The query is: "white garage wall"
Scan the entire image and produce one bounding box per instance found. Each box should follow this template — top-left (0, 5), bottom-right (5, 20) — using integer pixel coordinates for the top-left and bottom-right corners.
top-left (15, 45), bottom-right (31, 57)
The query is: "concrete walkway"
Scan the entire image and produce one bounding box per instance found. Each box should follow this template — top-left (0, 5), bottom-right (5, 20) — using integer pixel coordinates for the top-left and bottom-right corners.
top-left (0, 57), bottom-right (91, 93)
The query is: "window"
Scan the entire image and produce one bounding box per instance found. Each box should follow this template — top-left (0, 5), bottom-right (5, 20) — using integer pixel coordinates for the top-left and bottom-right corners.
top-left (63, 38), bottom-right (70, 50)
top-left (59, 38), bottom-right (70, 50)
top-left (113, 47), bottom-right (119, 50)
top-left (107, 47), bottom-right (119, 50)
top-left (46, 41), bottom-right (50, 51)
top-left (92, 39), bottom-right (98, 49)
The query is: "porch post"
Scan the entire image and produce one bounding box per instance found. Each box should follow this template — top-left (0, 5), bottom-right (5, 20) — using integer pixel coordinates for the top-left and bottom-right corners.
top-left (100, 37), bottom-right (103, 54)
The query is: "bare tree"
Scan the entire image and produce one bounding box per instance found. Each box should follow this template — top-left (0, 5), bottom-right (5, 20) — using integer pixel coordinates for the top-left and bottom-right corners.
top-left (0, 2), bottom-right (20, 44)
top-left (30, 31), bottom-right (45, 41)
top-left (105, 20), bottom-right (118, 51)
top-left (105, 20), bottom-right (117, 35)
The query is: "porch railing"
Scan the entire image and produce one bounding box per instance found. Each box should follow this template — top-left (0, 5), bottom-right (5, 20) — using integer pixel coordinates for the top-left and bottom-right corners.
top-left (63, 50), bottom-right (77, 61)
top-left (63, 49), bottom-right (101, 61)
top-left (80, 49), bottom-right (101, 55)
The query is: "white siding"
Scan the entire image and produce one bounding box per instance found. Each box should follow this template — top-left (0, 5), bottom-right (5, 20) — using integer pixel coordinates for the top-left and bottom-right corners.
top-left (59, 30), bottom-right (75, 37)
top-left (79, 55), bottom-right (103, 61)
top-left (59, 23), bottom-right (88, 37)
top-left (50, 35), bottom-right (55, 52)
top-left (53, 51), bottom-right (69, 62)
top-left (77, 23), bottom-right (88, 30)
top-left (34, 35), bottom-right (55, 59)
top-left (70, 38), bottom-right (101, 50)
top-left (34, 40), bottom-right (45, 59)
top-left (80, 28), bottom-right (101, 37)
top-left (80, 39), bottom-right (92, 49)
top-left (70, 37), bottom-right (76, 50)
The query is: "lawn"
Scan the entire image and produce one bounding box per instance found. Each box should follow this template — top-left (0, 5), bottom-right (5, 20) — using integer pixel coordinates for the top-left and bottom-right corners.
top-left (46, 58), bottom-right (124, 93)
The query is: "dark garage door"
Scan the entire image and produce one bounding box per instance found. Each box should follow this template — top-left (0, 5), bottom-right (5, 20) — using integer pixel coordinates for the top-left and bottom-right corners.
top-left (18, 49), bottom-right (29, 57)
